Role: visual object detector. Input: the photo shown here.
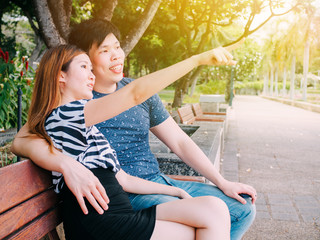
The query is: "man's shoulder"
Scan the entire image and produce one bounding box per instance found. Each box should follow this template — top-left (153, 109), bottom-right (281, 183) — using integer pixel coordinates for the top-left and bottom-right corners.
top-left (119, 77), bottom-right (135, 87)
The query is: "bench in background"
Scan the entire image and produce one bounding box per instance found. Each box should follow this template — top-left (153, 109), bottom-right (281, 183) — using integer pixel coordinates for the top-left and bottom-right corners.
top-left (177, 104), bottom-right (225, 125)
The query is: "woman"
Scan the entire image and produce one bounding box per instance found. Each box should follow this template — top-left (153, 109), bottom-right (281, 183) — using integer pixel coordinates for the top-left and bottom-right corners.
top-left (27, 44), bottom-right (234, 240)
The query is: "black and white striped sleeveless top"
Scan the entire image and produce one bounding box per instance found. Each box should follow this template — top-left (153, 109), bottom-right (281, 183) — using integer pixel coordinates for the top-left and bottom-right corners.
top-left (45, 99), bottom-right (121, 193)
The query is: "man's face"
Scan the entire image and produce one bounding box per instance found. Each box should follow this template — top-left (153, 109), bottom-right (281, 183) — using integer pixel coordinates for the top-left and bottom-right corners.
top-left (88, 33), bottom-right (125, 88)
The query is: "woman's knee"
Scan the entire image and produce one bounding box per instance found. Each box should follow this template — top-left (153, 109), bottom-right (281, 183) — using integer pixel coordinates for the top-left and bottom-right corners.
top-left (200, 196), bottom-right (230, 222)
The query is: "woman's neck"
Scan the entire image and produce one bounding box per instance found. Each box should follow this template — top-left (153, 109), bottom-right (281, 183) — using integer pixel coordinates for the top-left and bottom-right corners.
top-left (59, 94), bottom-right (77, 106)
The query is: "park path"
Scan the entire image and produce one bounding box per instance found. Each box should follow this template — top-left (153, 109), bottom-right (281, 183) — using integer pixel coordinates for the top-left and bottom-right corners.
top-left (221, 95), bottom-right (320, 240)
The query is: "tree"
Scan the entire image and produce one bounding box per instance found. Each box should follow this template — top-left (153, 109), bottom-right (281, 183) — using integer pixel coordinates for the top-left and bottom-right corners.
top-left (1, 0), bottom-right (307, 107)
top-left (144, 0), bottom-right (302, 107)
top-left (260, 0), bottom-right (320, 100)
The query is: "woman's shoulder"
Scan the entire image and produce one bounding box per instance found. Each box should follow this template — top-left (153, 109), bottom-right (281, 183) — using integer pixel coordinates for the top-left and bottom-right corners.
top-left (47, 99), bottom-right (90, 121)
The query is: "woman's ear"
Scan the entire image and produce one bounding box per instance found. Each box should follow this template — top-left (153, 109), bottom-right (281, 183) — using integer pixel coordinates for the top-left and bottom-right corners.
top-left (58, 71), bottom-right (66, 84)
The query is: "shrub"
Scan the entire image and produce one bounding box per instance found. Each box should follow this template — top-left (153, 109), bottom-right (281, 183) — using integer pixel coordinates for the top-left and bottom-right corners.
top-left (0, 48), bottom-right (34, 130)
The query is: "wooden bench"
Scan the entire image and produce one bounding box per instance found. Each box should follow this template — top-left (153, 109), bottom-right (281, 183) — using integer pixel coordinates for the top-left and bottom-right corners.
top-left (192, 103), bottom-right (226, 118)
top-left (0, 159), bottom-right (205, 240)
top-left (177, 104), bottom-right (225, 125)
top-left (0, 159), bottom-right (62, 240)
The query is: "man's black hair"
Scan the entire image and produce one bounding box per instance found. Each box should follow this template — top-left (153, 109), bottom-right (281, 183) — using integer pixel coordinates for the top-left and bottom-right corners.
top-left (68, 18), bottom-right (121, 53)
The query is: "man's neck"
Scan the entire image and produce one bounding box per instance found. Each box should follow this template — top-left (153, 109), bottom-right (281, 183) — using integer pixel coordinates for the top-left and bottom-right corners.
top-left (93, 81), bottom-right (117, 94)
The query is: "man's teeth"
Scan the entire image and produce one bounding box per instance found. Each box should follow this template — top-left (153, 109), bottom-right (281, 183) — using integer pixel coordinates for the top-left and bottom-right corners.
top-left (110, 65), bottom-right (121, 70)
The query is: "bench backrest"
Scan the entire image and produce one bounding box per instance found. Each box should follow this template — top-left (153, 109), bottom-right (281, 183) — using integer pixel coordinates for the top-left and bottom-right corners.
top-left (0, 160), bottom-right (62, 240)
top-left (192, 103), bottom-right (226, 116)
top-left (191, 103), bottom-right (203, 117)
top-left (177, 105), bottom-right (195, 124)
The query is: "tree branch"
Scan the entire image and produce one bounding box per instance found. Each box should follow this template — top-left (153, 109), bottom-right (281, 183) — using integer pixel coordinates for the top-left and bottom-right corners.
top-left (33, 0), bottom-right (65, 47)
top-left (47, 0), bottom-right (71, 40)
top-left (121, 0), bottom-right (162, 56)
top-left (224, 1), bottom-right (300, 47)
top-left (93, 0), bottom-right (118, 21)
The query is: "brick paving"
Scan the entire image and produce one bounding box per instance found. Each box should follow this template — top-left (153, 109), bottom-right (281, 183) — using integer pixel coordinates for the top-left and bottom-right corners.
top-left (221, 96), bottom-right (320, 239)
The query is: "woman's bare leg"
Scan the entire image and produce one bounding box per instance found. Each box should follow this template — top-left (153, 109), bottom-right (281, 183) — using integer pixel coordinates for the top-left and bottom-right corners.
top-left (152, 196), bottom-right (230, 240)
top-left (151, 220), bottom-right (195, 240)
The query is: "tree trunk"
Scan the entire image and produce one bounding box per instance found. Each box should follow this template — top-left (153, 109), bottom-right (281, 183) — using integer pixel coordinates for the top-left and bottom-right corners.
top-left (29, 34), bottom-right (46, 69)
top-left (172, 75), bottom-right (190, 108)
top-left (93, 0), bottom-right (118, 21)
top-left (33, 0), bottom-right (66, 47)
top-left (282, 66), bottom-right (287, 96)
top-left (189, 66), bottom-right (204, 97)
top-left (263, 73), bottom-right (268, 95)
top-left (47, 0), bottom-right (72, 40)
top-left (274, 64), bottom-right (278, 97)
top-left (290, 56), bottom-right (296, 100)
top-left (302, 41), bottom-right (309, 101)
top-left (270, 67), bottom-right (274, 96)
top-left (124, 55), bottom-right (130, 77)
top-left (122, 0), bottom-right (162, 56)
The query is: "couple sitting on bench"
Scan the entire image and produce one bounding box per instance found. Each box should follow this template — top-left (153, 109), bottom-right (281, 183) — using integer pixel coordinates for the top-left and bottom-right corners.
top-left (11, 18), bottom-right (256, 240)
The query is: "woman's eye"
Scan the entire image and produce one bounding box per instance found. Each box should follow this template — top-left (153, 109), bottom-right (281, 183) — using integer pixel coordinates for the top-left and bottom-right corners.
top-left (81, 65), bottom-right (87, 69)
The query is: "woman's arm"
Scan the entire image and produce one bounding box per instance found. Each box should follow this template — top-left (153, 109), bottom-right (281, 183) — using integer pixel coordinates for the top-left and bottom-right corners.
top-left (116, 169), bottom-right (191, 199)
top-left (11, 124), bottom-right (110, 215)
top-left (84, 47), bottom-right (235, 127)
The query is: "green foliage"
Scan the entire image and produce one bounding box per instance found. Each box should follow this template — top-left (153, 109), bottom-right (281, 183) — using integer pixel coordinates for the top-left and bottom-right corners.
top-left (71, 1), bottom-right (93, 23)
top-left (234, 80), bottom-right (264, 92)
top-left (197, 79), bottom-right (227, 95)
top-left (0, 49), bottom-right (34, 130)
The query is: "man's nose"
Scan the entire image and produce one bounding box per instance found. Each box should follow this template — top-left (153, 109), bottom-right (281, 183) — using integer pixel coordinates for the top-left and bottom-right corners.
top-left (111, 50), bottom-right (121, 61)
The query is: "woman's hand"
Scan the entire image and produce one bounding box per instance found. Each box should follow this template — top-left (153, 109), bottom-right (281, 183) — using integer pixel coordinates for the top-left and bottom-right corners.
top-left (176, 187), bottom-right (193, 199)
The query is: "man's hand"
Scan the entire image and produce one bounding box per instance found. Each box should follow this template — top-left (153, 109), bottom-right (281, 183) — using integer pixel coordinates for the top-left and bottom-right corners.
top-left (62, 159), bottom-right (110, 215)
top-left (219, 180), bottom-right (257, 205)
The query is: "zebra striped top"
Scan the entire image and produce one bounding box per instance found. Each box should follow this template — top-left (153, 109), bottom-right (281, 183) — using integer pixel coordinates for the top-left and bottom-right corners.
top-left (45, 99), bottom-right (121, 193)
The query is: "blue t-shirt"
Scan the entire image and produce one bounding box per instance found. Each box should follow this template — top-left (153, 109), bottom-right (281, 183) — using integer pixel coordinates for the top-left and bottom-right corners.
top-left (93, 78), bottom-right (170, 180)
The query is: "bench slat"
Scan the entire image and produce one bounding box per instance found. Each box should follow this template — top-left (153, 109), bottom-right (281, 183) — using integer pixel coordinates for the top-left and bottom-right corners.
top-left (177, 105), bottom-right (196, 124)
top-left (5, 207), bottom-right (62, 240)
top-left (0, 189), bottom-right (59, 239)
top-left (191, 103), bottom-right (225, 122)
top-left (0, 160), bottom-right (52, 213)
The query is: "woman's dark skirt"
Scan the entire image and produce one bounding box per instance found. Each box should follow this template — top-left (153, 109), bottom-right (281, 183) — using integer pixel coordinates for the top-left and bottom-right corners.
top-left (61, 168), bottom-right (156, 240)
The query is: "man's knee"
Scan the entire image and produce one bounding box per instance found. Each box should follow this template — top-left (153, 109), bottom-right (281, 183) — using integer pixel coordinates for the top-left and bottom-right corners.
top-left (235, 198), bottom-right (256, 224)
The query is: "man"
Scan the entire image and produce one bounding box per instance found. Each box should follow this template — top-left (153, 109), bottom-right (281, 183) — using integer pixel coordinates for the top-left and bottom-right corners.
top-left (12, 18), bottom-right (256, 239)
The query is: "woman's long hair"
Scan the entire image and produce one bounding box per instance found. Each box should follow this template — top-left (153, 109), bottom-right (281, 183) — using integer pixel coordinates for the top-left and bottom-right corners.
top-left (28, 45), bottom-right (85, 151)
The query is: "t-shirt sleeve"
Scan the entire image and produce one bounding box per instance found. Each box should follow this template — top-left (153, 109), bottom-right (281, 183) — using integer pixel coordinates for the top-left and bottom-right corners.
top-left (148, 94), bottom-right (170, 128)
top-left (119, 78), bottom-right (170, 128)
top-left (45, 99), bottom-right (88, 155)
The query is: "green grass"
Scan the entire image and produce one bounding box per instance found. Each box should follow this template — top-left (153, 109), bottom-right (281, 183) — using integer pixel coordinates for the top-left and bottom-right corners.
top-left (159, 89), bottom-right (200, 105)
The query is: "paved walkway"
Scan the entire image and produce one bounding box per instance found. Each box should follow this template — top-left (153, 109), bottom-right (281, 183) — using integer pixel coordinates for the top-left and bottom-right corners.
top-left (221, 95), bottom-right (320, 240)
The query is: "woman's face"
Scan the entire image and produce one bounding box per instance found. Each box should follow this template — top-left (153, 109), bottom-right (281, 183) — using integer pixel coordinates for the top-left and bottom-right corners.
top-left (60, 53), bottom-right (95, 101)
